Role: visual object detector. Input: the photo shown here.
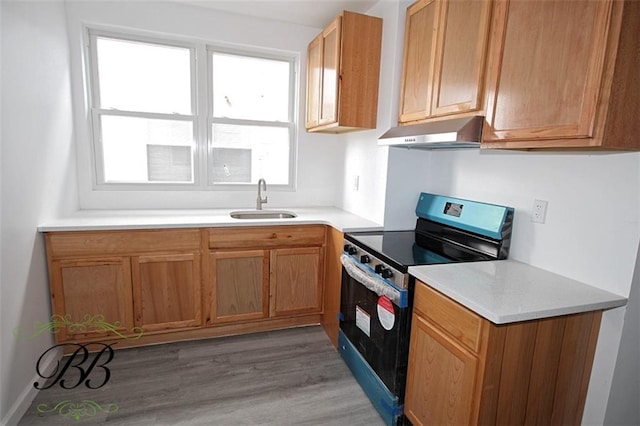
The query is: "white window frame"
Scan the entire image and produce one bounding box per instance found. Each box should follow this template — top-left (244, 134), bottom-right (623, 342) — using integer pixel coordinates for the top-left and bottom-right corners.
top-left (207, 47), bottom-right (297, 190)
top-left (85, 28), bottom-right (297, 191)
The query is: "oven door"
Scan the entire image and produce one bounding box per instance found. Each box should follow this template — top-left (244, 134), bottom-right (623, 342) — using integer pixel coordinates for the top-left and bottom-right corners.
top-left (338, 254), bottom-right (411, 424)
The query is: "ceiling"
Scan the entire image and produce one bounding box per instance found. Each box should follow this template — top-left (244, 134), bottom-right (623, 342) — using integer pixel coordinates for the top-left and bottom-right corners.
top-left (179, 0), bottom-right (380, 28)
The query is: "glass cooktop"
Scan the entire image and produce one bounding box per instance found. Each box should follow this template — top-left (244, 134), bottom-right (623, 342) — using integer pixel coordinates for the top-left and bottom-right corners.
top-left (346, 231), bottom-right (455, 270)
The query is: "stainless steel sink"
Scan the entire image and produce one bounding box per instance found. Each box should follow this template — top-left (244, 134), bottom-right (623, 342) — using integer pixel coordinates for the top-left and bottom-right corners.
top-left (230, 210), bottom-right (297, 219)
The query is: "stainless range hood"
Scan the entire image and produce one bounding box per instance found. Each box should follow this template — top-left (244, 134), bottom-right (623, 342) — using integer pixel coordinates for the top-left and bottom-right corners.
top-left (378, 116), bottom-right (483, 149)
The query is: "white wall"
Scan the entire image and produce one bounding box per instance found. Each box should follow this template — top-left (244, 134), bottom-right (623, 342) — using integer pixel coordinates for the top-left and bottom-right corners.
top-left (0, 0), bottom-right (4, 418)
top-left (1, 0), bottom-right (79, 423)
top-left (65, 1), bottom-right (344, 210)
top-left (339, 0), bottom-right (410, 225)
top-left (605, 242), bottom-right (640, 425)
top-left (0, 1), bottom-right (4, 419)
top-left (383, 148), bottom-right (640, 424)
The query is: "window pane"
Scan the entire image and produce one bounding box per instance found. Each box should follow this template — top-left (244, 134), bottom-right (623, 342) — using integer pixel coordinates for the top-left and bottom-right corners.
top-left (212, 53), bottom-right (290, 121)
top-left (211, 124), bottom-right (289, 185)
top-left (96, 37), bottom-right (192, 114)
top-left (101, 115), bottom-right (194, 183)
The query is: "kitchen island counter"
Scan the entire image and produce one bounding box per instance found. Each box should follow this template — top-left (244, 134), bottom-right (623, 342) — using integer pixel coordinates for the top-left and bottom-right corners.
top-left (409, 259), bottom-right (627, 324)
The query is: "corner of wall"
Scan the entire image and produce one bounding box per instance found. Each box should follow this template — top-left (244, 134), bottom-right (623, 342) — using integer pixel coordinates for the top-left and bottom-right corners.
top-left (0, 347), bottom-right (62, 426)
top-left (602, 241), bottom-right (640, 425)
top-left (1, 0), bottom-right (78, 423)
top-left (339, 0), bottom-right (408, 225)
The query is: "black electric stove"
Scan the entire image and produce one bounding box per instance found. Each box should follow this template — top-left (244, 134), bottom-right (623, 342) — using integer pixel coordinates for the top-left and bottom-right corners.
top-left (338, 193), bottom-right (515, 426)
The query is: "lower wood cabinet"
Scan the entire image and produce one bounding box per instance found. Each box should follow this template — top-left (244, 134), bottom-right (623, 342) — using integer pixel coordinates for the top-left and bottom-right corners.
top-left (45, 229), bottom-right (202, 344)
top-left (44, 225), bottom-right (327, 348)
top-left (209, 250), bottom-right (270, 323)
top-left (49, 257), bottom-right (134, 342)
top-left (270, 247), bottom-right (323, 317)
top-left (206, 226), bottom-right (325, 325)
top-left (132, 253), bottom-right (201, 332)
top-left (405, 281), bottom-right (602, 425)
top-left (406, 314), bottom-right (478, 425)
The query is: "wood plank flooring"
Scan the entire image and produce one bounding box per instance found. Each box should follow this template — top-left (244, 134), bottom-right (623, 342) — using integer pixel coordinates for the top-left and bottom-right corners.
top-left (19, 326), bottom-right (385, 425)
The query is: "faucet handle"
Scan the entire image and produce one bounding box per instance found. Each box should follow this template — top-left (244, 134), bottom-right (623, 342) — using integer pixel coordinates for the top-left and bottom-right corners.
top-left (256, 179), bottom-right (268, 210)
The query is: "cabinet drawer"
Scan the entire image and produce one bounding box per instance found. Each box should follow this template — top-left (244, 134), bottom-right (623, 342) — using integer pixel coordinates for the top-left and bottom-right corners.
top-left (46, 229), bottom-right (201, 258)
top-left (208, 225), bottom-right (325, 249)
top-left (414, 281), bottom-right (483, 353)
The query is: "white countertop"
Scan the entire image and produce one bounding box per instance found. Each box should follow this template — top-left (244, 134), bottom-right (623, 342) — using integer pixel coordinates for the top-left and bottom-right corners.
top-left (409, 259), bottom-right (627, 324)
top-left (37, 206), bottom-right (383, 233)
top-left (41, 212), bottom-right (624, 325)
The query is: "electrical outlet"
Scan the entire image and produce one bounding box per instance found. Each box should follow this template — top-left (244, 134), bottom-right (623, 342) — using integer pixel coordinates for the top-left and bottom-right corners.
top-left (532, 199), bottom-right (548, 224)
top-left (352, 175), bottom-right (360, 191)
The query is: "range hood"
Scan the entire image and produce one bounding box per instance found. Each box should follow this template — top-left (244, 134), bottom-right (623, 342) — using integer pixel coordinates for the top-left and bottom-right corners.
top-left (378, 116), bottom-right (483, 149)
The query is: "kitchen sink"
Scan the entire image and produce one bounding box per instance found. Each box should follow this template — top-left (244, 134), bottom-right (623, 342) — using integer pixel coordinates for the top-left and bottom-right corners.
top-left (230, 210), bottom-right (297, 219)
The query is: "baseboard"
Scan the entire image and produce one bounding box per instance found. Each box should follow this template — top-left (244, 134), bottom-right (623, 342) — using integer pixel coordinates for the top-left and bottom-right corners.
top-left (0, 346), bottom-right (63, 426)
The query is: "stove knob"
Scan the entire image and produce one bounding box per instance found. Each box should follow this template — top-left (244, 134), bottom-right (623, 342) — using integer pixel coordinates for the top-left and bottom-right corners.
top-left (360, 255), bottom-right (371, 264)
top-left (348, 246), bottom-right (358, 255)
top-left (343, 244), bottom-right (351, 253)
top-left (374, 264), bottom-right (384, 274)
top-left (381, 268), bottom-right (394, 279)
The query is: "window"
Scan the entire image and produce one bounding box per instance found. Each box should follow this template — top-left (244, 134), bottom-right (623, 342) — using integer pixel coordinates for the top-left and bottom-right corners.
top-left (88, 30), bottom-right (296, 189)
top-left (209, 52), bottom-right (294, 186)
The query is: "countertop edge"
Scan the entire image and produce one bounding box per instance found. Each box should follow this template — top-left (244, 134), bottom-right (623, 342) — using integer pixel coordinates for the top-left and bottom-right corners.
top-left (490, 299), bottom-right (628, 324)
top-left (409, 260), bottom-right (628, 325)
top-left (453, 295), bottom-right (627, 324)
top-left (36, 207), bottom-right (384, 234)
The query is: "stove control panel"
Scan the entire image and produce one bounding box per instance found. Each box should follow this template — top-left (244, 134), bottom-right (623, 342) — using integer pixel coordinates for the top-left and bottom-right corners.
top-left (343, 241), bottom-right (407, 289)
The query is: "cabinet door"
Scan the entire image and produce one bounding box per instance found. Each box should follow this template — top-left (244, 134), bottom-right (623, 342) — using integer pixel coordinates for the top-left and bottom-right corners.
top-left (50, 258), bottom-right (134, 342)
top-left (431, 0), bottom-right (491, 117)
top-left (319, 16), bottom-right (342, 126)
top-left (405, 314), bottom-right (478, 426)
top-left (209, 250), bottom-right (269, 324)
top-left (305, 34), bottom-right (322, 129)
top-left (399, 0), bottom-right (439, 123)
top-left (270, 247), bottom-right (324, 317)
top-left (483, 0), bottom-right (612, 143)
top-left (132, 253), bottom-right (201, 332)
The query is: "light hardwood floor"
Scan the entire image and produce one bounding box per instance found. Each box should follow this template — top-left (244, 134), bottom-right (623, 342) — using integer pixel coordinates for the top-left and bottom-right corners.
top-left (19, 326), bottom-right (384, 425)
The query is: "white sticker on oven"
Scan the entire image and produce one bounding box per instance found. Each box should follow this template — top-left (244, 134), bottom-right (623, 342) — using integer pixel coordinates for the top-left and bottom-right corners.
top-left (377, 296), bottom-right (396, 331)
top-left (355, 305), bottom-right (371, 337)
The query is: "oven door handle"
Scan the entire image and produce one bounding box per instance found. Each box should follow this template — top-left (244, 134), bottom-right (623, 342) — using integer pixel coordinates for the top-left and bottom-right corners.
top-left (341, 254), bottom-right (408, 308)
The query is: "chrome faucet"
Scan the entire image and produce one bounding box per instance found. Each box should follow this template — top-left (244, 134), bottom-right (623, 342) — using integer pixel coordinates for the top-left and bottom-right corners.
top-left (256, 178), bottom-right (267, 210)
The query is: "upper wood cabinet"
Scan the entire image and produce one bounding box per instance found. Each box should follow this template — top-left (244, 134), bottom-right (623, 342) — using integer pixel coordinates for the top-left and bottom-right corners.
top-left (306, 34), bottom-right (322, 130)
top-left (399, 0), bottom-right (491, 124)
top-left (305, 11), bottom-right (383, 133)
top-left (318, 17), bottom-right (341, 127)
top-left (405, 281), bottom-right (604, 425)
top-left (482, 0), bottom-right (640, 149)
